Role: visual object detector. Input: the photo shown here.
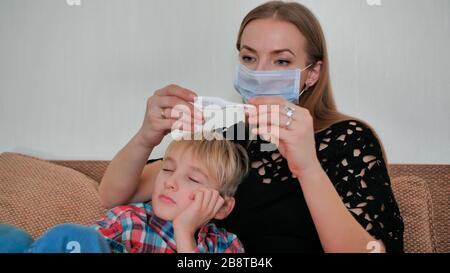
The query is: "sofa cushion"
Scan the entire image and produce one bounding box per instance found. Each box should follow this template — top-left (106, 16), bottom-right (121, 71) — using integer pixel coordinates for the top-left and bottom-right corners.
top-left (0, 152), bottom-right (106, 239)
top-left (391, 175), bottom-right (436, 253)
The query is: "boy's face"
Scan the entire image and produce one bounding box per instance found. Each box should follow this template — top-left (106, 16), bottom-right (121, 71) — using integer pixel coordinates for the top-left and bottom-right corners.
top-left (151, 146), bottom-right (220, 221)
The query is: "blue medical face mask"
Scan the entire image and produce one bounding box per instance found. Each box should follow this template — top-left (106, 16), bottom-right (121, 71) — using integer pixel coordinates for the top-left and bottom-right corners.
top-left (233, 63), bottom-right (312, 103)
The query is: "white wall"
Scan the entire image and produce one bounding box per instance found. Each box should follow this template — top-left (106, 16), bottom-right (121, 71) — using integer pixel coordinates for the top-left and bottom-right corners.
top-left (1, 0), bottom-right (449, 164)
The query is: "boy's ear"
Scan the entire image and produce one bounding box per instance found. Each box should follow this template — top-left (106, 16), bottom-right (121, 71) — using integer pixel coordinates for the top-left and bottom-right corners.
top-left (213, 197), bottom-right (235, 220)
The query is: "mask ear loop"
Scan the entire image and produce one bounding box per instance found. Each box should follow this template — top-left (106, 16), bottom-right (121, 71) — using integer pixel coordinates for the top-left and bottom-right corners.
top-left (299, 83), bottom-right (311, 98)
top-left (298, 63), bottom-right (315, 98)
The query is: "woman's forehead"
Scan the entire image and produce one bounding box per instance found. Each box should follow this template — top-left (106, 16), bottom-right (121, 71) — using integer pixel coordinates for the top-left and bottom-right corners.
top-left (241, 18), bottom-right (306, 55)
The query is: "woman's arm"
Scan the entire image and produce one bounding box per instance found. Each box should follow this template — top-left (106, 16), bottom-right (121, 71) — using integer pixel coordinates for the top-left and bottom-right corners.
top-left (99, 129), bottom-right (159, 208)
top-left (247, 97), bottom-right (402, 253)
top-left (296, 121), bottom-right (403, 253)
top-left (98, 85), bottom-right (200, 208)
top-left (297, 164), bottom-right (385, 253)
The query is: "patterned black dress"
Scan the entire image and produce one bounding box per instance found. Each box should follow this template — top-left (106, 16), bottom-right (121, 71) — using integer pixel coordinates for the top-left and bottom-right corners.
top-left (216, 119), bottom-right (404, 253)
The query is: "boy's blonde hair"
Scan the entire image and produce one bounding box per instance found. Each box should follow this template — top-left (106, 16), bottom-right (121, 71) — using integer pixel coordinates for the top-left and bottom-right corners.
top-left (164, 131), bottom-right (249, 197)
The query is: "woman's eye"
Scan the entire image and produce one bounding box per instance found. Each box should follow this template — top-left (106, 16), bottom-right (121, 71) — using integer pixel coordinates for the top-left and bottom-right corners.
top-left (241, 55), bottom-right (255, 63)
top-left (275, 59), bottom-right (291, 66)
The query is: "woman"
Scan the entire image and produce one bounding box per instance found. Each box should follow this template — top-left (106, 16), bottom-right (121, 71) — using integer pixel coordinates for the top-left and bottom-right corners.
top-left (98, 1), bottom-right (404, 253)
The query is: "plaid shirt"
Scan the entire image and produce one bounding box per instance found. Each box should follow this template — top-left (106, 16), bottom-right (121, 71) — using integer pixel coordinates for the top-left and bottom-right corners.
top-left (93, 202), bottom-right (244, 253)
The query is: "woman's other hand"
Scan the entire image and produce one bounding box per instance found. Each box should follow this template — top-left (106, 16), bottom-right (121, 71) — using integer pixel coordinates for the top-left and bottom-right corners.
top-left (247, 96), bottom-right (321, 178)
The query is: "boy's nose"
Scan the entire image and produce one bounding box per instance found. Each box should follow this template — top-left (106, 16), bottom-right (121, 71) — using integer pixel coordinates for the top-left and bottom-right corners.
top-left (164, 177), bottom-right (178, 191)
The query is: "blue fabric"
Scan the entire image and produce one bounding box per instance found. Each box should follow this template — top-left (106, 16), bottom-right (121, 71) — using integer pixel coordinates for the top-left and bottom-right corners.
top-left (0, 224), bottom-right (34, 253)
top-left (0, 223), bottom-right (111, 253)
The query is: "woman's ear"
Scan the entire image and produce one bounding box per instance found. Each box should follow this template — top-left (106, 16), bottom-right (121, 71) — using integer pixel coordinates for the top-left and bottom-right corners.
top-left (306, 60), bottom-right (322, 87)
top-left (213, 197), bottom-right (235, 220)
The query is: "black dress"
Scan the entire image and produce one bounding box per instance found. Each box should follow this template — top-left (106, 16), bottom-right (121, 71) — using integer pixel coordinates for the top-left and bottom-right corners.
top-left (147, 119), bottom-right (404, 253)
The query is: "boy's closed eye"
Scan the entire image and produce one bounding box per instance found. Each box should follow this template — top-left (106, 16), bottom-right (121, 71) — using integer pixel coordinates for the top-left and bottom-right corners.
top-left (188, 177), bottom-right (201, 184)
top-left (161, 168), bottom-right (203, 184)
top-left (188, 169), bottom-right (210, 185)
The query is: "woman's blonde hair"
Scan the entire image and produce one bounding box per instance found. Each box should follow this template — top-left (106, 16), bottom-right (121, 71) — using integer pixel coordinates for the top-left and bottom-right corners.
top-left (164, 132), bottom-right (249, 197)
top-left (236, 1), bottom-right (389, 162)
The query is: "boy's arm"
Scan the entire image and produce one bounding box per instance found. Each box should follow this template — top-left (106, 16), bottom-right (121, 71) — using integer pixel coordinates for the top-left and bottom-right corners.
top-left (173, 230), bottom-right (198, 253)
top-left (172, 188), bottom-right (225, 253)
top-left (174, 226), bottom-right (245, 253)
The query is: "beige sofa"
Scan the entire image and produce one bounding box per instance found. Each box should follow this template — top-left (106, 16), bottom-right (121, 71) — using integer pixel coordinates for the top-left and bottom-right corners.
top-left (0, 152), bottom-right (448, 253)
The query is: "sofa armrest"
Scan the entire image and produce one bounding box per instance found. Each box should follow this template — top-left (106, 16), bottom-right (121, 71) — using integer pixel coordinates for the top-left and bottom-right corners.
top-left (389, 164), bottom-right (449, 253)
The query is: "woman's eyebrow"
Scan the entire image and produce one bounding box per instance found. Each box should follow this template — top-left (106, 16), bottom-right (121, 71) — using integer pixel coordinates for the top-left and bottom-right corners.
top-left (241, 45), bottom-right (296, 57)
top-left (272, 48), bottom-right (296, 57)
top-left (241, 45), bottom-right (258, 53)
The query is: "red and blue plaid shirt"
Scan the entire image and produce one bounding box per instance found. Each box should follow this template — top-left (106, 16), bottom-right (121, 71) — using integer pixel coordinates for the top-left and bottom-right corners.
top-left (93, 202), bottom-right (244, 253)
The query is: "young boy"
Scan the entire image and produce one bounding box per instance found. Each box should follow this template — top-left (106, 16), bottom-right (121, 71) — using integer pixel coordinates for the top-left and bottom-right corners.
top-left (95, 131), bottom-right (249, 253)
top-left (0, 131), bottom-right (249, 253)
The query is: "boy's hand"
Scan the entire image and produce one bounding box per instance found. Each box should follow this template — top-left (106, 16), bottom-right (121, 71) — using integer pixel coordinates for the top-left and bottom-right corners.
top-left (173, 188), bottom-right (225, 235)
